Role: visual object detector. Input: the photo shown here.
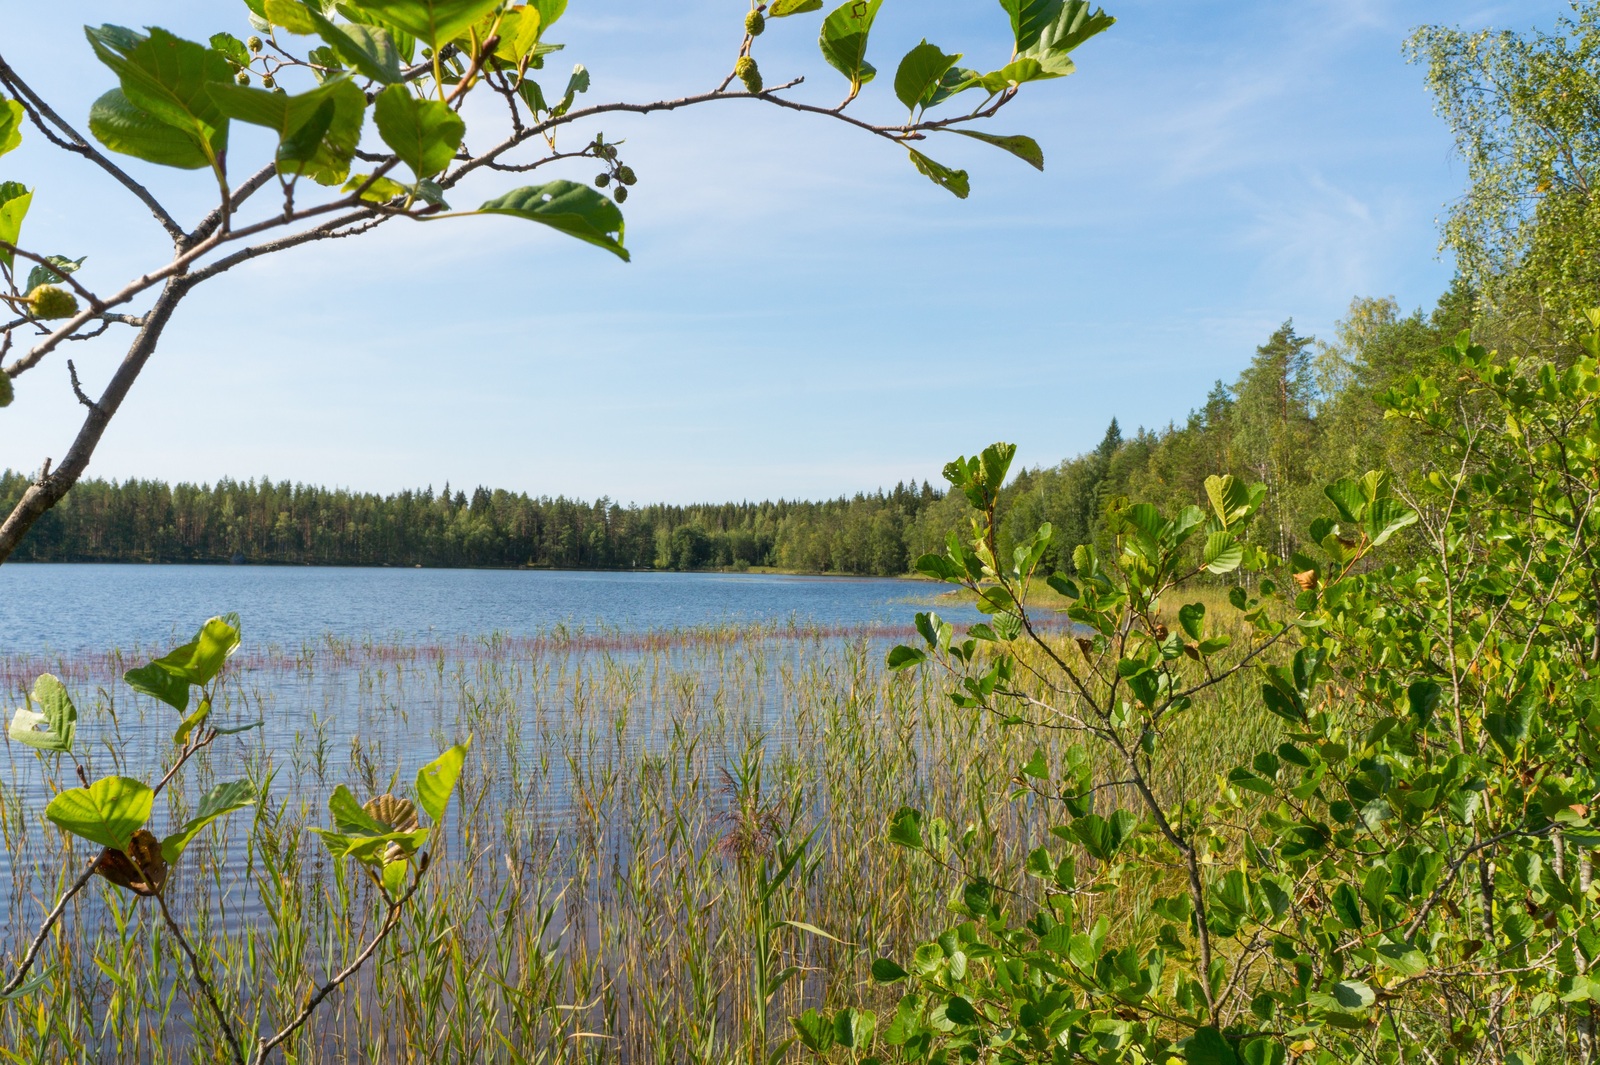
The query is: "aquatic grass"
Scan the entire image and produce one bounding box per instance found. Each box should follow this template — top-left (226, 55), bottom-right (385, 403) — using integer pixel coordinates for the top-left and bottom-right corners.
top-left (0, 618), bottom-right (1259, 1063)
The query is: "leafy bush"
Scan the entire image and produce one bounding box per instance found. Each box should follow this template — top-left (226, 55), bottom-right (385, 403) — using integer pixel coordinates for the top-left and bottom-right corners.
top-left (4, 615), bottom-right (469, 1065)
top-left (802, 325), bottom-right (1600, 1064)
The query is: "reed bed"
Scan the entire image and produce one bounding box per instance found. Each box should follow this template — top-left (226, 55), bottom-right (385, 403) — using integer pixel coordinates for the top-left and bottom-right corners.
top-left (0, 618), bottom-right (1272, 1063)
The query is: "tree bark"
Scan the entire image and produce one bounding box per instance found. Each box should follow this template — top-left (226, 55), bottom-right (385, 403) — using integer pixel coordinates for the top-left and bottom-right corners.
top-left (0, 276), bottom-right (188, 562)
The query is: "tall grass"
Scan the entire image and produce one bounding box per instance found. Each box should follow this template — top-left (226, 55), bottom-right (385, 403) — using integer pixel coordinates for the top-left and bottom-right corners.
top-left (0, 617), bottom-right (1272, 1063)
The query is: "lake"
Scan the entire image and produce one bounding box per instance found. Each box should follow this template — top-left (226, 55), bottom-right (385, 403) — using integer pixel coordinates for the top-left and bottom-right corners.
top-left (0, 566), bottom-right (1079, 1059)
top-left (0, 563), bottom-right (974, 653)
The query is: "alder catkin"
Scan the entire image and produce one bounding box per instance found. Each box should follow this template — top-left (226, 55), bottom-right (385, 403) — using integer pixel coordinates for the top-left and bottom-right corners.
top-left (735, 56), bottom-right (762, 94)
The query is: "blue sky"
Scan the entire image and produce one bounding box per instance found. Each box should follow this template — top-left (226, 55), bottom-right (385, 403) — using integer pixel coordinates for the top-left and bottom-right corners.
top-left (0, 1), bottom-right (1572, 503)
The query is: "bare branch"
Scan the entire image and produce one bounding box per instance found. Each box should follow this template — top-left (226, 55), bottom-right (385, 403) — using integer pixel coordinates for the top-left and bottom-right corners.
top-left (252, 871), bottom-right (427, 1063)
top-left (0, 858), bottom-right (98, 996)
top-left (156, 891), bottom-right (247, 1065)
top-left (0, 276), bottom-right (188, 563)
top-left (0, 53), bottom-right (185, 243)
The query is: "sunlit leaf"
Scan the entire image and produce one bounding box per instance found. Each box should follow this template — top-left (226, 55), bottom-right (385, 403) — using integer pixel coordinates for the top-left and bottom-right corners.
top-left (477, 181), bottom-right (629, 261)
top-left (46, 776), bottom-right (153, 852)
top-left (160, 780), bottom-right (255, 863)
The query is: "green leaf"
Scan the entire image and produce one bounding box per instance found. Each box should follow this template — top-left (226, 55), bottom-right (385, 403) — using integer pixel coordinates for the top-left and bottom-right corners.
top-left (160, 780), bottom-right (255, 863)
top-left (343, 172), bottom-right (410, 202)
top-left (819, 0), bottom-right (884, 92)
top-left (943, 995), bottom-right (977, 1025)
top-left (8, 674), bottom-right (77, 753)
top-left (125, 615), bottom-right (241, 712)
top-left (792, 1008), bottom-right (836, 1053)
top-left (1261, 684), bottom-right (1305, 723)
top-left (888, 806), bottom-right (924, 848)
top-left (531, 0), bottom-right (568, 32)
top-left (833, 1007), bottom-right (876, 1049)
top-left (1332, 979), bottom-right (1375, 1009)
top-left (948, 129), bottom-right (1044, 170)
top-left (85, 26), bottom-right (231, 171)
top-left (906, 147), bottom-right (970, 198)
top-left (1375, 941), bottom-right (1428, 976)
top-left (124, 661), bottom-right (192, 713)
top-left (894, 41), bottom-right (960, 111)
top-left (209, 32), bottom-right (252, 66)
top-left (871, 957), bottom-right (909, 982)
top-left (415, 740), bottom-right (470, 823)
top-left (477, 181), bottom-right (629, 261)
top-left (373, 84), bottom-right (464, 179)
top-left (264, 0), bottom-right (320, 34)
top-left (886, 645), bottom-right (926, 670)
top-left (45, 776), bottom-right (153, 852)
top-left (279, 99), bottom-right (336, 170)
top-left (1019, 0), bottom-right (1114, 76)
top-left (1205, 474), bottom-right (1261, 528)
top-left (0, 97), bottom-right (24, 157)
top-left (1407, 679), bottom-right (1440, 727)
top-left (1202, 530), bottom-right (1243, 574)
top-left (0, 182), bottom-right (34, 269)
top-left (517, 78), bottom-right (548, 114)
top-left (341, 0), bottom-right (503, 47)
top-left (1000, 0), bottom-right (1064, 53)
top-left (210, 78), bottom-right (368, 185)
top-left (1178, 602), bottom-right (1206, 641)
top-left (172, 698), bottom-right (212, 745)
top-left (0, 972), bottom-right (48, 1002)
top-left (1366, 496), bottom-right (1418, 547)
top-left (305, 9), bottom-right (402, 82)
top-left (206, 78), bottom-right (366, 181)
top-left (1184, 1026), bottom-right (1239, 1065)
top-left (88, 89), bottom-right (211, 169)
top-left (770, 0), bottom-right (823, 14)
top-left (24, 255), bottom-right (86, 293)
top-left (328, 784), bottom-right (390, 835)
top-left (1323, 477), bottom-right (1364, 522)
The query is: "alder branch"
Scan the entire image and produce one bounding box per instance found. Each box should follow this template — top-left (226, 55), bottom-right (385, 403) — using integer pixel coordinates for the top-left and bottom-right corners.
top-left (0, 276), bottom-right (189, 561)
top-left (0, 858), bottom-right (98, 996)
top-left (0, 242), bottom-right (106, 309)
top-left (0, 53), bottom-right (185, 242)
top-left (157, 890), bottom-right (247, 1065)
top-left (251, 870), bottom-right (427, 1063)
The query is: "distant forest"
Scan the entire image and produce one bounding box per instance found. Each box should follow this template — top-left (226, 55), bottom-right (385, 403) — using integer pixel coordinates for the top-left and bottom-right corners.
top-left (1, 280), bottom-right (1489, 576)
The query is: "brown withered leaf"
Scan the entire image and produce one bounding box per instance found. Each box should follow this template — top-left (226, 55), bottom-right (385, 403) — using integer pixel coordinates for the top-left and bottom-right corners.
top-left (364, 794), bottom-right (419, 865)
top-left (1293, 570), bottom-right (1318, 592)
top-left (1152, 623), bottom-right (1168, 640)
top-left (1075, 637), bottom-right (1093, 657)
top-left (95, 829), bottom-right (168, 896)
top-left (364, 794), bottom-right (418, 832)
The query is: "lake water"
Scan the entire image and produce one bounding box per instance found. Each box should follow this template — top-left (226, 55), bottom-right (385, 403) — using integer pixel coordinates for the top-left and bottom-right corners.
top-left (0, 563), bottom-right (972, 653)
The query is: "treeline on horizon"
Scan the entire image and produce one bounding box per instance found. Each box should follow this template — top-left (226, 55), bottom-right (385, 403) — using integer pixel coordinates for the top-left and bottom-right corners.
top-left (1, 277), bottom-right (1488, 577)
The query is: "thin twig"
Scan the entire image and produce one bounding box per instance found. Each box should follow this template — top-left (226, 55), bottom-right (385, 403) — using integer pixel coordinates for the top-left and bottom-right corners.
top-left (156, 890), bottom-right (247, 1065)
top-left (0, 858), bottom-right (97, 995)
top-left (252, 871), bottom-right (427, 1063)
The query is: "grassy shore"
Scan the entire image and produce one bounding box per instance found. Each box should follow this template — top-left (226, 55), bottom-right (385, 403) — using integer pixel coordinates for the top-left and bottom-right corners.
top-left (0, 619), bottom-right (1271, 1063)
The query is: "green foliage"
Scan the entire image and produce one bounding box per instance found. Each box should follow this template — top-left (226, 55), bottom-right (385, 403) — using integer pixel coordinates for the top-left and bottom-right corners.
top-left (123, 614), bottom-right (241, 712)
top-left (0, 180), bottom-right (32, 270)
top-left (159, 780), bottom-right (256, 863)
top-left (4, 613), bottom-right (469, 1062)
top-left (372, 84), bottom-right (464, 180)
top-left (84, 26), bottom-right (232, 175)
top-left (819, 0), bottom-right (885, 95)
top-left (7, 673), bottom-right (77, 752)
top-left (1408, 9), bottom-right (1600, 346)
top-left (209, 77), bottom-right (367, 184)
top-left (45, 776), bottom-right (154, 853)
top-left (0, 97), bottom-right (23, 157)
top-left (478, 181), bottom-right (629, 260)
top-left (838, 319), bottom-right (1600, 1061)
